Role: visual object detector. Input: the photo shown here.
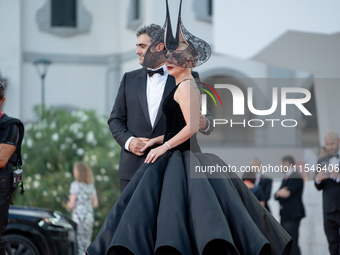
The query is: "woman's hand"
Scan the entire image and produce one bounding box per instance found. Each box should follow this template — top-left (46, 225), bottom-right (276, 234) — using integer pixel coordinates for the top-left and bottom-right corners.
top-left (140, 136), bottom-right (163, 153)
top-left (144, 144), bottom-right (168, 163)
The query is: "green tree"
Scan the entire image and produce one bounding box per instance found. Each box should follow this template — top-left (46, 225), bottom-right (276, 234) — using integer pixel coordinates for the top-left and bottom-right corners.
top-left (13, 106), bottom-right (121, 237)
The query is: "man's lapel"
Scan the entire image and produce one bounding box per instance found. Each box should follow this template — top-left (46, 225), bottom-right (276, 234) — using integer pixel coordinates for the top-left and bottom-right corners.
top-left (138, 69), bottom-right (152, 128)
top-left (152, 75), bottom-right (176, 131)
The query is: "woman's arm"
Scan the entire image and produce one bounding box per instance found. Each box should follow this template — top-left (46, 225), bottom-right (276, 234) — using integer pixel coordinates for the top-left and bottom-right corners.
top-left (140, 135), bottom-right (164, 152)
top-left (145, 81), bottom-right (200, 163)
top-left (92, 193), bottom-right (99, 208)
top-left (66, 194), bottom-right (77, 212)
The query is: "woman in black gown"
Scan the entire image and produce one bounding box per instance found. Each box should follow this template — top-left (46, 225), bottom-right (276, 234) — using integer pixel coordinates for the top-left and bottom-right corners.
top-left (86, 1), bottom-right (292, 254)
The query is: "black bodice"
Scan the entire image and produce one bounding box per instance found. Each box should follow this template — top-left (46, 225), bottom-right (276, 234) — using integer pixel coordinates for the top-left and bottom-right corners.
top-left (162, 84), bottom-right (201, 153)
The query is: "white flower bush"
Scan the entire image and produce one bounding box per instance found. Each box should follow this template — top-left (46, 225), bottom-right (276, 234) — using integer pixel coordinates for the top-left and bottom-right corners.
top-left (51, 133), bottom-right (59, 141)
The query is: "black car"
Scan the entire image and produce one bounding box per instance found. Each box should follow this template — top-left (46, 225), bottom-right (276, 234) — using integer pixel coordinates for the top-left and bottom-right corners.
top-left (4, 205), bottom-right (77, 255)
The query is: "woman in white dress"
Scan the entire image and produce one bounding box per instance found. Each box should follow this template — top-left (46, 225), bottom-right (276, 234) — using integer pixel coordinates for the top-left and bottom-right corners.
top-left (67, 162), bottom-right (98, 255)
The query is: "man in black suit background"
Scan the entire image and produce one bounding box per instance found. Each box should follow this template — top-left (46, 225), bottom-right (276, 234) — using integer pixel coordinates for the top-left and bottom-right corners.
top-left (315, 131), bottom-right (340, 255)
top-left (108, 24), bottom-right (213, 192)
top-left (275, 155), bottom-right (305, 255)
top-left (250, 158), bottom-right (273, 212)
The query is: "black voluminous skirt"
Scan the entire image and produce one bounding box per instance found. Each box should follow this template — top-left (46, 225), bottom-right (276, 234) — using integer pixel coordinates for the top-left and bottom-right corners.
top-left (86, 150), bottom-right (292, 255)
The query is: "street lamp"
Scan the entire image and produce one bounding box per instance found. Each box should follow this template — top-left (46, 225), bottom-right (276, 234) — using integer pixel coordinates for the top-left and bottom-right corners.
top-left (34, 59), bottom-right (51, 107)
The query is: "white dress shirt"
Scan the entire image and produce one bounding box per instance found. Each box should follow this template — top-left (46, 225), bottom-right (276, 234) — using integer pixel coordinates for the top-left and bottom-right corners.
top-left (146, 64), bottom-right (168, 127)
top-left (255, 172), bottom-right (261, 186)
top-left (284, 168), bottom-right (294, 180)
top-left (125, 65), bottom-right (168, 151)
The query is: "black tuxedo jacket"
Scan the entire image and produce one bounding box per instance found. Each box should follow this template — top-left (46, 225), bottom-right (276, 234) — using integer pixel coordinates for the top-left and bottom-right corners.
top-left (315, 155), bottom-right (340, 214)
top-left (275, 172), bottom-right (305, 220)
top-left (258, 176), bottom-right (272, 211)
top-left (108, 68), bottom-right (176, 180)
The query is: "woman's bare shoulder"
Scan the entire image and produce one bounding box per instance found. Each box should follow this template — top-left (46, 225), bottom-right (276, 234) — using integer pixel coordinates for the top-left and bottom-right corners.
top-left (177, 79), bottom-right (198, 91)
top-left (176, 79), bottom-right (200, 100)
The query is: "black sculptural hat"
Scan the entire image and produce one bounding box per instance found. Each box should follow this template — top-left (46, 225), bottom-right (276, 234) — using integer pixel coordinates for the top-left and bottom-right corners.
top-left (142, 0), bottom-right (211, 69)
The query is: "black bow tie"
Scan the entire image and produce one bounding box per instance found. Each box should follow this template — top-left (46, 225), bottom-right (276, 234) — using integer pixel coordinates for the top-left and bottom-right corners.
top-left (147, 68), bottom-right (164, 77)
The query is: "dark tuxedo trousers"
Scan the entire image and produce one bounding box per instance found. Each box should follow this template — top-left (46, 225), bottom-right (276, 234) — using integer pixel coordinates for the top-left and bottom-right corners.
top-left (275, 172), bottom-right (305, 255)
top-left (315, 156), bottom-right (340, 255)
top-left (108, 68), bottom-right (176, 190)
top-left (258, 176), bottom-right (272, 212)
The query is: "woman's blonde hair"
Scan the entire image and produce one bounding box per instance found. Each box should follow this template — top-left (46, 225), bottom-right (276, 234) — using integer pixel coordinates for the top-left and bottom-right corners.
top-left (74, 162), bottom-right (94, 184)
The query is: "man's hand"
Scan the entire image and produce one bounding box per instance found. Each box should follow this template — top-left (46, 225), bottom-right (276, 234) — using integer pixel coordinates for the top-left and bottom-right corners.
top-left (315, 171), bottom-right (331, 183)
top-left (199, 114), bottom-right (207, 130)
top-left (140, 137), bottom-right (160, 153)
top-left (129, 138), bottom-right (149, 156)
top-left (328, 166), bottom-right (339, 180)
top-left (276, 187), bottom-right (291, 198)
top-left (332, 171), bottom-right (340, 180)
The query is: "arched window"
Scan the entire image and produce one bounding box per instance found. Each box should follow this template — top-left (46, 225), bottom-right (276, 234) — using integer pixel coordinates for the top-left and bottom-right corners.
top-left (133, 0), bottom-right (140, 20)
top-left (208, 0), bottom-right (213, 16)
top-left (51, 0), bottom-right (77, 27)
top-left (127, 0), bottom-right (143, 30)
top-left (194, 0), bottom-right (213, 22)
top-left (37, 0), bottom-right (92, 36)
top-left (199, 76), bottom-right (255, 146)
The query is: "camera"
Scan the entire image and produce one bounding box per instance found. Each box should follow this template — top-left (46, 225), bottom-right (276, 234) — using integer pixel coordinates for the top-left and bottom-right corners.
top-left (13, 169), bottom-right (23, 188)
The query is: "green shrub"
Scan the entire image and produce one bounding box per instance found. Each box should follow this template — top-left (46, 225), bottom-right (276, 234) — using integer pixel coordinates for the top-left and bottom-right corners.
top-left (13, 105), bottom-right (121, 238)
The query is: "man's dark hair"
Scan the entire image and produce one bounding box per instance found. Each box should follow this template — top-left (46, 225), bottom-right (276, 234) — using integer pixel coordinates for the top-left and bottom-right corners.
top-left (281, 155), bottom-right (295, 165)
top-left (0, 81), bottom-right (4, 100)
top-left (136, 24), bottom-right (164, 45)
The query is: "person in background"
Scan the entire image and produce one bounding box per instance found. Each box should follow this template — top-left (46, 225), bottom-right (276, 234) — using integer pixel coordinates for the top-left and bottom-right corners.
top-left (0, 82), bottom-right (25, 255)
top-left (275, 155), bottom-right (305, 255)
top-left (250, 158), bottom-right (273, 212)
top-left (315, 131), bottom-right (340, 255)
top-left (242, 171), bottom-right (265, 206)
top-left (67, 162), bottom-right (98, 255)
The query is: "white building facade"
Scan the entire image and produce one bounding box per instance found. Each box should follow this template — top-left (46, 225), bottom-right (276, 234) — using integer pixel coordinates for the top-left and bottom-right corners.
top-left (1, 0), bottom-right (339, 147)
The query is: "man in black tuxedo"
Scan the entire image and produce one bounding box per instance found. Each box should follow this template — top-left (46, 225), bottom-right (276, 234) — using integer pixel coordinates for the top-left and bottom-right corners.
top-left (315, 131), bottom-right (340, 255)
top-left (250, 158), bottom-right (273, 212)
top-left (275, 155), bottom-right (305, 255)
top-left (108, 24), bottom-right (213, 192)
